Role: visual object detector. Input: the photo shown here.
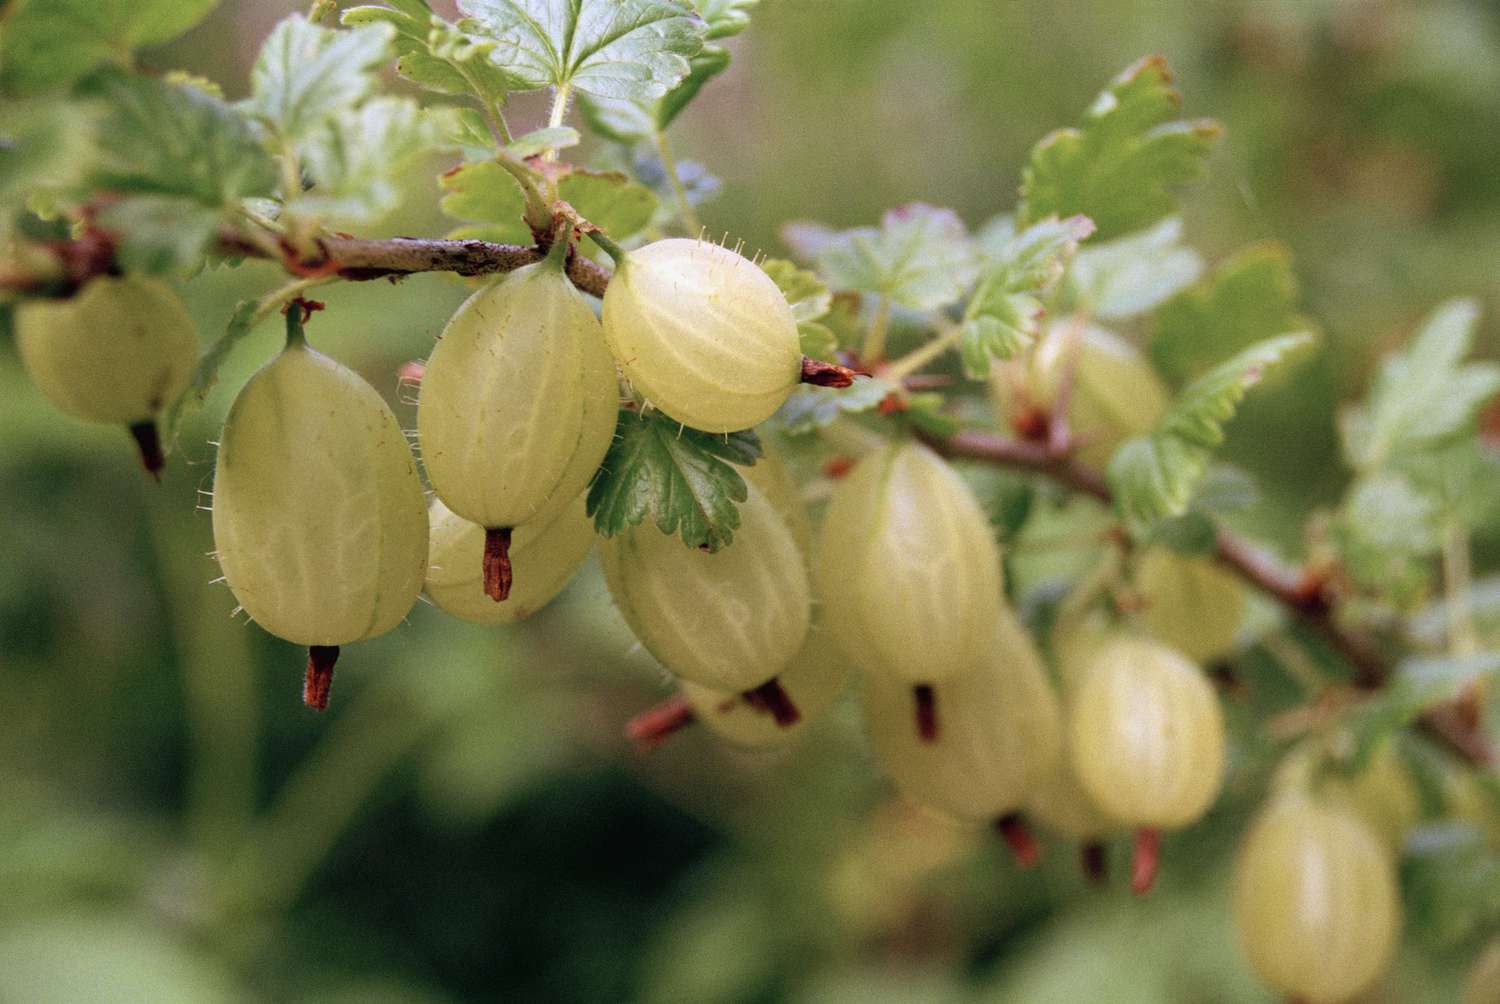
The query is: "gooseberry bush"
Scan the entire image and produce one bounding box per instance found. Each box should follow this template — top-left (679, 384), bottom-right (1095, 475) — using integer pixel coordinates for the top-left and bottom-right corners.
top-left (4, 1), bottom-right (1500, 999)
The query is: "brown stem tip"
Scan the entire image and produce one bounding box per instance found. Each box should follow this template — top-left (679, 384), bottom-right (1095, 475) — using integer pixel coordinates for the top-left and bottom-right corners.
top-left (800, 356), bottom-right (859, 388)
top-left (913, 684), bottom-right (938, 742)
top-left (1131, 828), bottom-right (1161, 896)
top-left (303, 645), bottom-right (340, 711)
top-left (625, 694), bottom-right (696, 752)
top-left (996, 813), bottom-right (1042, 869)
top-left (1081, 840), bottom-right (1109, 886)
top-left (742, 677), bottom-right (801, 727)
top-left (483, 527), bottom-right (513, 602)
top-left (128, 420), bottom-right (164, 481)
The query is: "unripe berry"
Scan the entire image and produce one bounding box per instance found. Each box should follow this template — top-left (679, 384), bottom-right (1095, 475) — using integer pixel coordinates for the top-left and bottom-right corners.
top-left (681, 629), bottom-right (851, 748)
top-left (601, 238), bottom-right (801, 433)
top-left (1233, 794), bottom-right (1401, 1004)
top-left (739, 440), bottom-right (812, 557)
top-left (988, 321), bottom-right (1166, 467)
top-left (816, 440), bottom-right (1003, 687)
top-left (1135, 549), bottom-right (1246, 665)
top-left (212, 336), bottom-right (428, 706)
top-left (14, 275), bottom-right (198, 474)
top-left (599, 483), bottom-right (811, 695)
top-left (1272, 739), bottom-right (1421, 851)
top-left (418, 254), bottom-right (617, 600)
top-left (424, 492), bottom-right (594, 624)
top-left (864, 609), bottom-right (1062, 824)
top-left (1068, 636), bottom-right (1224, 829)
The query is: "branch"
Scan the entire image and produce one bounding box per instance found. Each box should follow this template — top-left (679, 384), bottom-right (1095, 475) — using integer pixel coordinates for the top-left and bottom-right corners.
top-left (216, 230), bottom-right (613, 297)
top-left (922, 428), bottom-right (1493, 766)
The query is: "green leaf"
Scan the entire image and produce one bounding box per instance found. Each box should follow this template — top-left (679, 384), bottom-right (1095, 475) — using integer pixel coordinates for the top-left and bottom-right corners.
top-left (1336, 472), bottom-right (1440, 605)
top-left (1402, 440), bottom-right (1500, 529)
top-left (299, 100), bottom-right (456, 224)
top-left (441, 161), bottom-right (657, 242)
top-left (776, 376), bottom-right (893, 435)
top-left (343, 1), bottom-right (515, 106)
top-left (586, 408), bottom-right (762, 551)
top-left (241, 16), bottom-right (395, 143)
top-left (1340, 299), bottom-right (1500, 472)
top-left (1151, 241), bottom-right (1308, 383)
top-left (85, 71), bottom-right (276, 205)
top-left (0, 0), bottom-right (219, 96)
top-left (576, 38), bottom-right (732, 141)
top-left (459, 0), bottom-right (706, 100)
top-left (1108, 333), bottom-right (1311, 532)
top-left (693, 0), bottom-right (757, 39)
top-left (95, 196), bottom-right (223, 275)
top-left (1066, 216), bottom-right (1203, 321)
top-left (1405, 825), bottom-right (1500, 949)
top-left (1018, 56), bottom-right (1221, 241)
top-left (815, 203), bottom-right (979, 310)
top-left (1346, 654), bottom-right (1500, 768)
top-left (960, 213), bottom-right (1094, 377)
top-left (161, 298), bottom-right (259, 448)
top-left (761, 258), bottom-right (838, 362)
top-left (505, 125), bottom-right (581, 157)
top-left (0, 98), bottom-right (99, 232)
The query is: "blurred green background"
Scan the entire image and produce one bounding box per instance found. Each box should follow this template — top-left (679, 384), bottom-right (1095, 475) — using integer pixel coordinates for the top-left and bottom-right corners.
top-left (3, 0), bottom-right (1500, 1000)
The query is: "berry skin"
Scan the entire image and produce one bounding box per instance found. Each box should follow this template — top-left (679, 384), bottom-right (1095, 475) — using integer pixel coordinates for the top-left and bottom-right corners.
top-left (418, 255), bottom-right (617, 596)
top-left (1272, 739), bottom-right (1422, 851)
top-left (863, 608), bottom-right (1063, 824)
top-left (14, 275), bottom-right (198, 472)
top-left (1068, 635), bottom-right (1224, 829)
top-left (599, 482), bottom-right (811, 694)
top-left (1233, 794), bottom-right (1401, 1004)
top-left (601, 238), bottom-right (802, 433)
top-left (739, 439), bottom-right (813, 557)
top-left (211, 337), bottom-right (428, 699)
top-left (680, 628), bottom-right (851, 748)
top-left (816, 440), bottom-right (1003, 687)
top-left (988, 321), bottom-right (1167, 466)
top-left (1135, 548), bottom-right (1246, 666)
top-left (424, 492), bottom-right (594, 624)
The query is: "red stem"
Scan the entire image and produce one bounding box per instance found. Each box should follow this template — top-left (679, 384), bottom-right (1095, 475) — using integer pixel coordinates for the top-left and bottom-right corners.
top-left (483, 527), bottom-right (513, 602)
top-left (1131, 828), bottom-right (1161, 895)
top-left (625, 695), bottom-right (696, 752)
top-left (996, 813), bottom-right (1042, 869)
top-left (913, 684), bottom-right (938, 742)
top-left (303, 645), bottom-right (340, 711)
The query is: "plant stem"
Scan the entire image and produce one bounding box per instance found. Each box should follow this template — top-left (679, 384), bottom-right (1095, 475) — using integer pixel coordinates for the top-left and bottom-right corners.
top-left (862, 295), bottom-right (891, 364)
top-left (494, 150), bottom-right (554, 237)
top-left (883, 316), bottom-right (962, 381)
top-left (1443, 519), bottom-right (1480, 658)
top-left (544, 83), bottom-right (572, 160)
top-left (586, 228), bottom-right (629, 267)
top-left (654, 130), bottom-right (702, 235)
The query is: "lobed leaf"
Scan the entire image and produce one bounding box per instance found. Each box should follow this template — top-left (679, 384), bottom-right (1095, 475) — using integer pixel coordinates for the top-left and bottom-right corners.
top-left (960, 213), bottom-right (1094, 377)
top-left (776, 376), bottom-right (894, 435)
top-left (442, 160), bottom-right (658, 243)
top-left (1109, 333), bottom-right (1311, 533)
top-left (1340, 299), bottom-right (1500, 472)
top-left (299, 99), bottom-right (458, 224)
top-left (459, 0), bottom-right (706, 100)
top-left (240, 16), bottom-right (395, 144)
top-left (0, 0), bottom-right (219, 96)
top-left (587, 409), bottom-right (762, 551)
top-left (1151, 241), bottom-right (1308, 383)
top-left (1065, 216), bottom-right (1203, 321)
top-left (343, 1), bottom-right (516, 106)
top-left (1018, 56), bottom-right (1220, 241)
top-left (1336, 472), bottom-right (1441, 605)
top-left (814, 203), bottom-right (979, 310)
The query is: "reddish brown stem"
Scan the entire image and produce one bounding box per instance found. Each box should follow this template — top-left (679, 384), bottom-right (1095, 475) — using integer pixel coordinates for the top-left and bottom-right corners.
top-left (483, 527), bottom-right (513, 602)
top-left (800, 356), bottom-right (859, 388)
top-left (742, 678), bottom-right (801, 727)
top-left (303, 645), bottom-right (339, 711)
top-left (913, 684), bottom-right (938, 742)
top-left (128, 421), bottom-right (164, 480)
top-left (996, 813), bottom-right (1041, 869)
top-left (625, 695), bottom-right (696, 752)
top-left (1081, 840), bottom-right (1108, 886)
top-left (1131, 828), bottom-right (1161, 895)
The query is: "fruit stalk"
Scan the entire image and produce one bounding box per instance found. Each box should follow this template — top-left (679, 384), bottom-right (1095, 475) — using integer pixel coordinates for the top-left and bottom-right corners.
top-left (483, 527), bottom-right (513, 603)
top-left (303, 646), bottom-right (340, 711)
